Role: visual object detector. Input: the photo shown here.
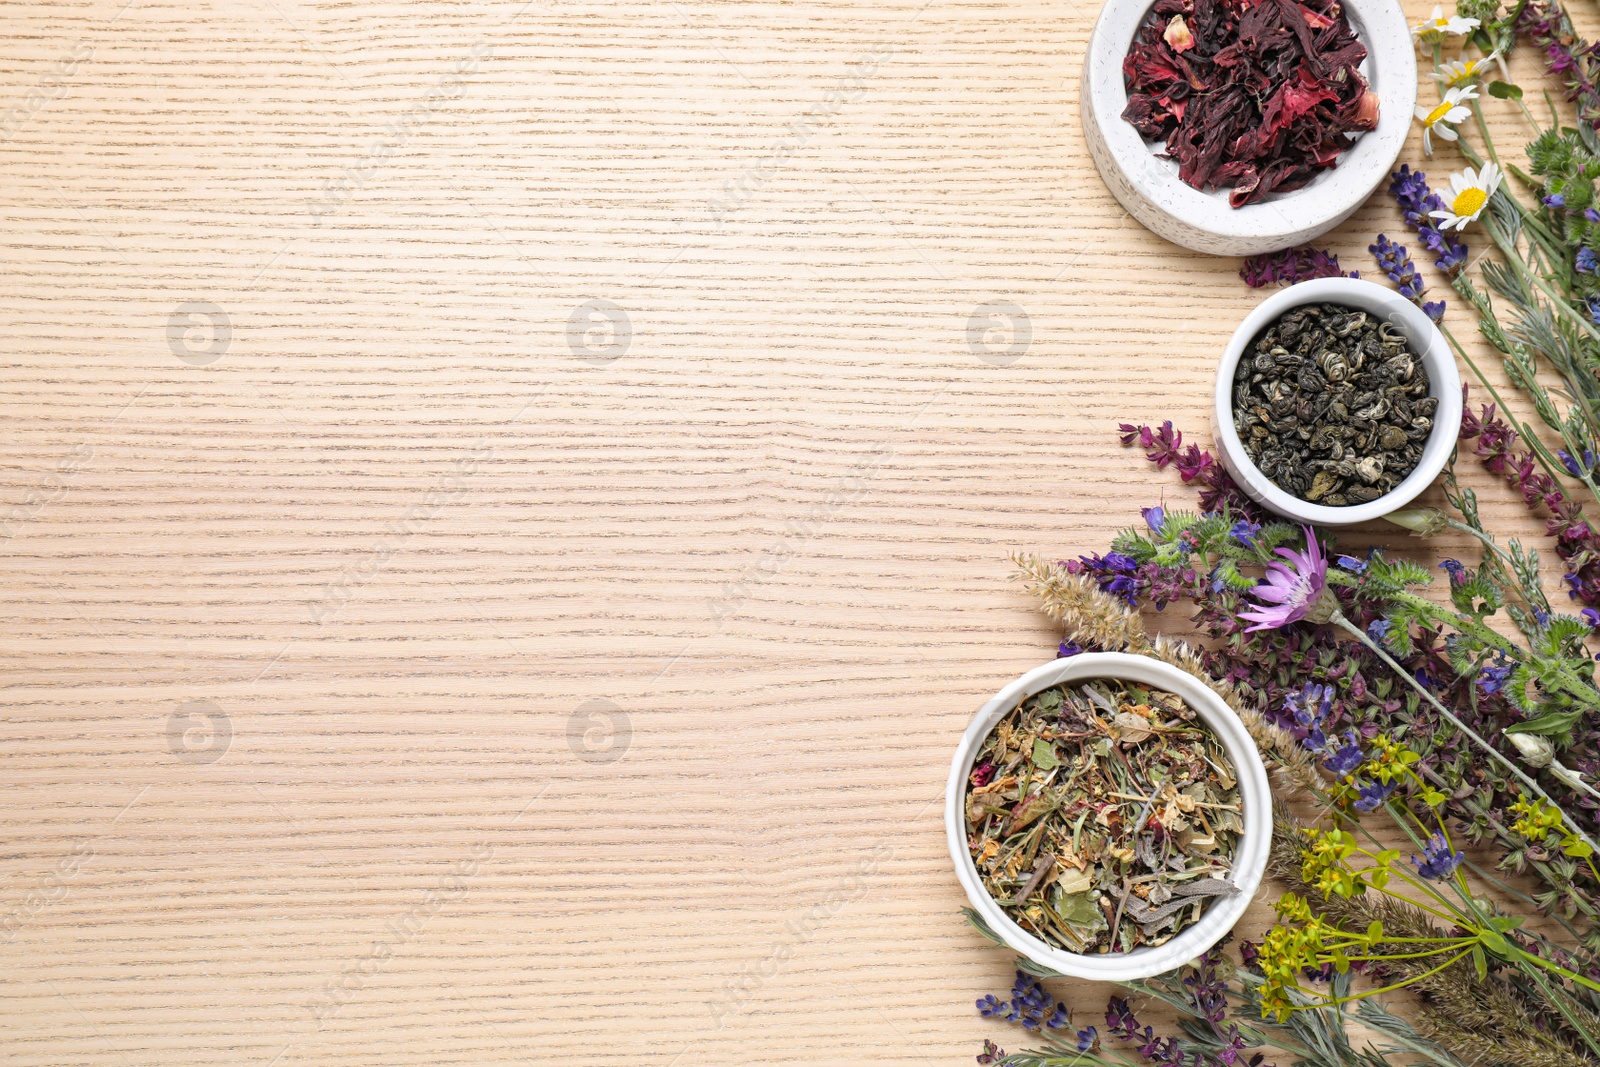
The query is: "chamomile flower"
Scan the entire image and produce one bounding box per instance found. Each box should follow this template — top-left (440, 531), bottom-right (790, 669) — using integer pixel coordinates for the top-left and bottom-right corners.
top-left (1431, 49), bottom-right (1500, 88)
top-left (1429, 162), bottom-right (1502, 231)
top-left (1413, 4), bottom-right (1480, 42)
top-left (1414, 85), bottom-right (1477, 154)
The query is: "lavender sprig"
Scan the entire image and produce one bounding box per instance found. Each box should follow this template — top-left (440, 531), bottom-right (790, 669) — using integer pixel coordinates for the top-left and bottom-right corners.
top-left (1371, 234), bottom-right (1447, 322)
top-left (1389, 166), bottom-right (1469, 275)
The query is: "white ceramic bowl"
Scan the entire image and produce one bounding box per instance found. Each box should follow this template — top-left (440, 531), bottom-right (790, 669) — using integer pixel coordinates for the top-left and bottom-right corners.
top-left (1081, 0), bottom-right (1416, 256)
top-left (945, 652), bottom-right (1271, 981)
top-left (1213, 276), bottom-right (1462, 526)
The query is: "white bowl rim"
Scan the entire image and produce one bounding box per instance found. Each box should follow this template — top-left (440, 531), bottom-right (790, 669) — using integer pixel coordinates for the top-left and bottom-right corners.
top-left (1082, 0), bottom-right (1416, 247)
top-left (1212, 276), bottom-right (1464, 527)
top-left (944, 652), bottom-right (1273, 981)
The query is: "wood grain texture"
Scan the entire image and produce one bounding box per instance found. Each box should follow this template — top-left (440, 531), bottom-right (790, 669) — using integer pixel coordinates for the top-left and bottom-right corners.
top-left (0, 1), bottom-right (1591, 1064)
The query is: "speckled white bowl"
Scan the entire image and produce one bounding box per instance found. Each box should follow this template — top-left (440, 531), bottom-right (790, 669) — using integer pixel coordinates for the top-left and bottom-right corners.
top-left (1081, 0), bottom-right (1417, 256)
top-left (946, 653), bottom-right (1272, 981)
top-left (1213, 276), bottom-right (1462, 526)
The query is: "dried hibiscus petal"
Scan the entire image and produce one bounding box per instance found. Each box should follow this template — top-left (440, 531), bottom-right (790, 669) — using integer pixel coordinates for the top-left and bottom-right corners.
top-left (1119, 0), bottom-right (1375, 207)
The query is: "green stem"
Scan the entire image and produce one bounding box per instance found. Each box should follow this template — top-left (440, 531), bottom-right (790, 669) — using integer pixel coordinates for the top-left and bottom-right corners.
top-left (1295, 946), bottom-right (1476, 1011)
top-left (1329, 611), bottom-right (1600, 858)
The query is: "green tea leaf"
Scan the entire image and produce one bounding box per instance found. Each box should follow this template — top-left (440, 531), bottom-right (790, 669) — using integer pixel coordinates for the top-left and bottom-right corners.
top-left (1032, 738), bottom-right (1060, 770)
top-left (1488, 80), bottom-right (1523, 100)
top-left (1054, 890), bottom-right (1103, 929)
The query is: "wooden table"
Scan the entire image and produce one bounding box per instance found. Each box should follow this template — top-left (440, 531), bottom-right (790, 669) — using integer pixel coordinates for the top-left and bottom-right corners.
top-left (1, 1), bottom-right (1585, 1063)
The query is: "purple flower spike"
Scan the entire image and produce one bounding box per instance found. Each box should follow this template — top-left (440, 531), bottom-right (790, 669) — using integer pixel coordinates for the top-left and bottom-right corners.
top-left (1238, 528), bottom-right (1330, 631)
top-left (1411, 831), bottom-right (1464, 880)
top-left (1390, 166), bottom-right (1469, 274)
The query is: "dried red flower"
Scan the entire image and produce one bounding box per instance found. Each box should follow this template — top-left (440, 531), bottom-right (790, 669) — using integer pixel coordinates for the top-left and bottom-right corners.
top-left (1122, 0), bottom-right (1378, 207)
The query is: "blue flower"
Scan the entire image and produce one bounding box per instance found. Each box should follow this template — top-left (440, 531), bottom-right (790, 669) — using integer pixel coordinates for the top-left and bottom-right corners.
top-left (1075, 1025), bottom-right (1100, 1052)
top-left (1368, 618), bottom-right (1392, 642)
top-left (1142, 505), bottom-right (1166, 534)
top-left (1354, 780), bottom-right (1395, 812)
top-left (1229, 518), bottom-right (1261, 548)
top-left (1422, 300), bottom-right (1446, 322)
top-left (1284, 682), bottom-right (1334, 750)
top-left (1389, 166), bottom-right (1469, 275)
top-left (1578, 248), bottom-right (1599, 274)
top-left (1587, 296), bottom-right (1600, 327)
top-left (1587, 207), bottom-right (1600, 222)
top-left (1415, 667), bottom-right (1438, 690)
top-left (1546, 193), bottom-right (1567, 208)
top-left (1337, 554), bottom-right (1368, 574)
top-left (1321, 731), bottom-right (1365, 777)
top-left (1076, 551), bottom-right (1143, 606)
top-left (1411, 831), bottom-right (1464, 880)
top-left (1058, 640), bottom-right (1084, 658)
top-left (1439, 559), bottom-right (1466, 582)
top-left (1584, 608), bottom-right (1600, 629)
top-left (1536, 609), bottom-right (1552, 627)
top-left (1478, 653), bottom-right (1513, 694)
top-left (1559, 448), bottom-right (1596, 477)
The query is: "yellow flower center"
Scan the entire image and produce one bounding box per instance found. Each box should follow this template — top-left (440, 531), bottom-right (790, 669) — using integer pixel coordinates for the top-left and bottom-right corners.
top-left (1423, 101), bottom-right (1454, 126)
top-left (1452, 187), bottom-right (1488, 217)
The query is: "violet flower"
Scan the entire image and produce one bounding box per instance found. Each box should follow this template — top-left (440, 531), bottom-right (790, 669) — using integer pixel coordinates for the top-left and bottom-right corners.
top-left (1239, 246), bottom-right (1357, 288)
top-left (1578, 248), bottom-right (1599, 274)
top-left (1390, 166), bottom-right (1469, 274)
top-left (1143, 505), bottom-right (1167, 534)
top-left (1322, 731), bottom-right (1365, 777)
top-left (1238, 528), bottom-right (1333, 631)
top-left (1354, 781), bottom-right (1395, 812)
top-left (1411, 831), bottom-right (1464, 879)
top-left (1058, 640), bottom-right (1084, 658)
top-left (1230, 518), bottom-right (1261, 548)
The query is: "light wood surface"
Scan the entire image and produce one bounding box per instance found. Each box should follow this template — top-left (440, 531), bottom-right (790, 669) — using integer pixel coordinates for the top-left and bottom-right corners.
top-left (1, 1), bottom-right (1591, 1064)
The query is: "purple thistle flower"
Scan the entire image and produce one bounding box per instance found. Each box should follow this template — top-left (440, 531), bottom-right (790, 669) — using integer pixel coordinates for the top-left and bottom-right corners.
top-left (1411, 831), bottom-right (1464, 880)
top-left (1230, 518), bottom-right (1261, 547)
top-left (1390, 166), bottom-right (1469, 274)
top-left (1238, 528), bottom-right (1330, 631)
top-left (1354, 780), bottom-right (1395, 812)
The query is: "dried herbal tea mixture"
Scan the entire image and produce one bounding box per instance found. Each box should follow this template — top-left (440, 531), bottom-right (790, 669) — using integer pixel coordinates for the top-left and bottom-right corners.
top-left (1232, 301), bottom-right (1434, 505)
top-left (1121, 0), bottom-right (1378, 207)
top-left (965, 679), bottom-right (1241, 955)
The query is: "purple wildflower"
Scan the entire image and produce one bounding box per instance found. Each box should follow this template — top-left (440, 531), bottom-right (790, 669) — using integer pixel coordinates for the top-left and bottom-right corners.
top-left (1439, 559), bottom-right (1466, 583)
top-left (1070, 551), bottom-right (1143, 606)
top-left (1583, 608), bottom-right (1600, 629)
top-left (1143, 505), bottom-right (1167, 534)
top-left (1058, 640), bottom-right (1084, 658)
top-left (1076, 1025), bottom-right (1099, 1051)
top-left (1240, 246), bottom-right (1357, 288)
top-left (1411, 831), bottom-right (1464, 880)
top-left (1588, 207), bottom-right (1600, 222)
top-left (1559, 448), bottom-right (1596, 477)
top-left (1354, 780), bottom-right (1395, 812)
top-left (1390, 166), bottom-right (1469, 274)
top-left (1230, 518), bottom-right (1261, 548)
top-left (1368, 618), bottom-right (1392, 642)
top-left (1479, 653), bottom-right (1514, 694)
top-left (1588, 296), bottom-right (1600, 327)
top-left (1422, 300), bottom-right (1446, 322)
top-left (1284, 682), bottom-right (1334, 750)
top-left (976, 1039), bottom-right (1005, 1065)
top-left (1239, 528), bottom-right (1331, 631)
top-left (1336, 554), bottom-right (1367, 573)
top-left (1370, 234), bottom-right (1427, 300)
top-left (1322, 731), bottom-right (1365, 777)
top-left (978, 972), bottom-right (1071, 1033)
top-left (1547, 193), bottom-right (1567, 208)
top-left (1579, 248), bottom-right (1599, 274)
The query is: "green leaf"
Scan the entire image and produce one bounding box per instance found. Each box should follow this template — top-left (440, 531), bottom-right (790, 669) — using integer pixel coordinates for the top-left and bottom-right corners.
top-left (1489, 80), bottom-right (1524, 101)
top-left (1506, 709), bottom-right (1584, 737)
top-left (1054, 890), bottom-right (1103, 928)
top-left (1032, 738), bottom-right (1060, 770)
top-left (1366, 920), bottom-right (1384, 944)
top-left (1014, 955), bottom-right (1067, 979)
top-left (962, 906), bottom-right (1006, 947)
top-left (1473, 944), bottom-right (1489, 979)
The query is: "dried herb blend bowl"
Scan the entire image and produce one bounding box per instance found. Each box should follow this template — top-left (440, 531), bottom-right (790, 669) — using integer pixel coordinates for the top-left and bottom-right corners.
top-left (945, 652), bottom-right (1272, 982)
top-left (1213, 276), bottom-right (1462, 527)
top-left (1080, 0), bottom-right (1415, 256)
